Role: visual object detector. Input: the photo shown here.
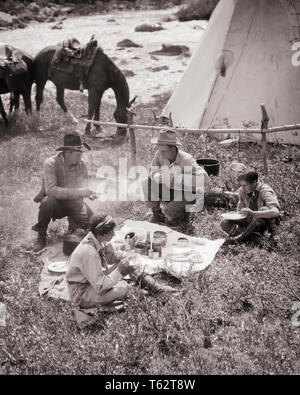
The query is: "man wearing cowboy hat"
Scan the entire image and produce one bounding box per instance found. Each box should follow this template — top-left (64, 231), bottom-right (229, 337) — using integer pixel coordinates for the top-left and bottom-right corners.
top-left (141, 128), bottom-right (209, 226)
top-left (32, 132), bottom-right (96, 252)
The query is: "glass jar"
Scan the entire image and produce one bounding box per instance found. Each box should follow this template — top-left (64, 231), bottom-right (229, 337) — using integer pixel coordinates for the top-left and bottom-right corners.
top-left (152, 241), bottom-right (162, 257)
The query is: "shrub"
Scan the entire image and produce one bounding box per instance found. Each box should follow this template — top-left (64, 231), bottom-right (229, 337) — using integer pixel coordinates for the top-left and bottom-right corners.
top-left (177, 0), bottom-right (219, 21)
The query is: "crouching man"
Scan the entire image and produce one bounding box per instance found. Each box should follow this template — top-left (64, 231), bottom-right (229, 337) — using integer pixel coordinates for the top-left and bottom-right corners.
top-left (141, 128), bottom-right (209, 226)
top-left (32, 133), bottom-right (95, 252)
top-left (221, 170), bottom-right (280, 245)
top-left (66, 213), bottom-right (176, 311)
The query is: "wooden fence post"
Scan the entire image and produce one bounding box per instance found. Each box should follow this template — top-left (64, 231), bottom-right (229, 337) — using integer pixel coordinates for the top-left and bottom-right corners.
top-left (127, 108), bottom-right (137, 166)
top-left (260, 104), bottom-right (269, 178)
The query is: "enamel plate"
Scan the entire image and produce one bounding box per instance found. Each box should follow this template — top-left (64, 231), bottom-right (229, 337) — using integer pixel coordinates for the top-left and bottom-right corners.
top-left (47, 261), bottom-right (68, 273)
top-left (221, 212), bottom-right (247, 220)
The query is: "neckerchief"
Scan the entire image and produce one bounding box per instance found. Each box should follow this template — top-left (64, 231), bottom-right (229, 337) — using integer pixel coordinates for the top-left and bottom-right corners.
top-left (247, 190), bottom-right (259, 211)
top-left (98, 247), bottom-right (109, 269)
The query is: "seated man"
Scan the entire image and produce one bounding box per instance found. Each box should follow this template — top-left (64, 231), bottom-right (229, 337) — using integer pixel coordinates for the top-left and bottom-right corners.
top-left (221, 170), bottom-right (280, 244)
top-left (32, 133), bottom-right (95, 252)
top-left (66, 213), bottom-right (176, 310)
top-left (142, 128), bottom-right (209, 226)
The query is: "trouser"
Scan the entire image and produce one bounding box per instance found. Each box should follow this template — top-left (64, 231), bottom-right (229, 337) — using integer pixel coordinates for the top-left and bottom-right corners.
top-left (33, 196), bottom-right (93, 234)
top-left (68, 267), bottom-right (176, 309)
top-left (69, 280), bottom-right (130, 309)
top-left (141, 177), bottom-right (196, 221)
top-left (220, 216), bottom-right (278, 242)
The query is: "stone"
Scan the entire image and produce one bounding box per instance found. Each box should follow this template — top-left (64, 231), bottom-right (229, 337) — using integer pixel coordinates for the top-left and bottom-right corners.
top-left (36, 14), bottom-right (48, 23)
top-left (12, 17), bottom-right (26, 29)
top-left (135, 23), bottom-right (165, 32)
top-left (122, 69), bottom-right (135, 77)
top-left (61, 7), bottom-right (74, 14)
top-left (117, 39), bottom-right (142, 48)
top-left (119, 58), bottom-right (129, 65)
top-left (51, 22), bottom-right (63, 30)
top-left (47, 16), bottom-right (56, 23)
top-left (149, 44), bottom-right (190, 57)
top-left (0, 11), bottom-right (13, 27)
top-left (18, 11), bottom-right (33, 22)
top-left (28, 2), bottom-right (40, 14)
top-left (147, 65), bottom-right (169, 72)
top-left (41, 7), bottom-right (53, 17)
top-left (14, 3), bottom-right (26, 11)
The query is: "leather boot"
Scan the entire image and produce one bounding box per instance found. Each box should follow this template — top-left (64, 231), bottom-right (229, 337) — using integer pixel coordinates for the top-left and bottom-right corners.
top-left (33, 232), bottom-right (47, 252)
top-left (141, 274), bottom-right (177, 293)
top-left (135, 272), bottom-right (177, 294)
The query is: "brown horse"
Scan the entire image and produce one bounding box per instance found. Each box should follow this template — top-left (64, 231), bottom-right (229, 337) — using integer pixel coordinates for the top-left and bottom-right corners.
top-left (32, 45), bottom-right (130, 137)
top-left (0, 46), bottom-right (33, 127)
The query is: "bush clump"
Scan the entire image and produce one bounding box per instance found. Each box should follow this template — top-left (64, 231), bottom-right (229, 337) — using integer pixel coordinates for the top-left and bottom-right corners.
top-left (177, 0), bottom-right (219, 21)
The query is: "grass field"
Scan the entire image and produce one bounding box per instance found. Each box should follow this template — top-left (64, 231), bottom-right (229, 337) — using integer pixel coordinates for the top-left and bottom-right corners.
top-left (0, 89), bottom-right (299, 375)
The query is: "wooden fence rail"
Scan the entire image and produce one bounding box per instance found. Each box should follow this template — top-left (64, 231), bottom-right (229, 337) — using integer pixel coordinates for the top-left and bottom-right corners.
top-left (83, 105), bottom-right (299, 179)
top-left (83, 119), bottom-right (300, 135)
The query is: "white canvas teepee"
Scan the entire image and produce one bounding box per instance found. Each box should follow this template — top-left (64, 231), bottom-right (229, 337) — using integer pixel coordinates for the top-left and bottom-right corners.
top-left (162, 0), bottom-right (300, 144)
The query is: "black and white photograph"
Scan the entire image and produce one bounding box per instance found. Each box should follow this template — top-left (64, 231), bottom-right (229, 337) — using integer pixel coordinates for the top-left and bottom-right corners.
top-left (0, 0), bottom-right (299, 377)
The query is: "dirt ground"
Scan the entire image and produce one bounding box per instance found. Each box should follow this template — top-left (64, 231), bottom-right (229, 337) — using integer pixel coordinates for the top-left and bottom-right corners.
top-left (0, 7), bottom-right (206, 105)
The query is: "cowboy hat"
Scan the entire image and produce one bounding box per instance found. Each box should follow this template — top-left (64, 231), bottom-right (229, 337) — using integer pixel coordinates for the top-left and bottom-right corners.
top-left (151, 128), bottom-right (182, 147)
top-left (56, 133), bottom-right (91, 152)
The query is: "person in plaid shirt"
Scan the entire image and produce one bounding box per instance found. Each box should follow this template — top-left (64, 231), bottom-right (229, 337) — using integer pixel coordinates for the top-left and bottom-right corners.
top-left (221, 170), bottom-right (280, 245)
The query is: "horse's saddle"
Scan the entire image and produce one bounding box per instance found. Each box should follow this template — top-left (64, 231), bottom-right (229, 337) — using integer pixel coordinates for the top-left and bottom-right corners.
top-left (0, 45), bottom-right (28, 79)
top-left (49, 36), bottom-right (99, 83)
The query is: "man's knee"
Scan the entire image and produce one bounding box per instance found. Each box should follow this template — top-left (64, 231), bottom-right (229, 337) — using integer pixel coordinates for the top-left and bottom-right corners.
top-left (69, 203), bottom-right (93, 229)
top-left (164, 201), bottom-right (186, 220)
top-left (254, 217), bottom-right (268, 226)
top-left (220, 219), bottom-right (230, 232)
top-left (40, 196), bottom-right (57, 209)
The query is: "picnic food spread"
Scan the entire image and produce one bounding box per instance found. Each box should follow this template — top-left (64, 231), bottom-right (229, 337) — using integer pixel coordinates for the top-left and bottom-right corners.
top-left (116, 228), bottom-right (205, 269)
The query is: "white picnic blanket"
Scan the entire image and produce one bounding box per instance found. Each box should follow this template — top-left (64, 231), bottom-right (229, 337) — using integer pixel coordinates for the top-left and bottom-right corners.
top-left (38, 220), bottom-right (224, 300)
top-left (112, 220), bottom-right (225, 279)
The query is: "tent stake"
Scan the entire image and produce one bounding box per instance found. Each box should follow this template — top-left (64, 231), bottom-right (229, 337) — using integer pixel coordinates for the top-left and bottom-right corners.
top-left (260, 104), bottom-right (269, 179)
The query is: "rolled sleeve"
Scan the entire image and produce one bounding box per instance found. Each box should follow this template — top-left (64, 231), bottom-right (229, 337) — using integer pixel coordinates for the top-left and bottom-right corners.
top-left (260, 188), bottom-right (280, 210)
top-left (44, 158), bottom-right (87, 200)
